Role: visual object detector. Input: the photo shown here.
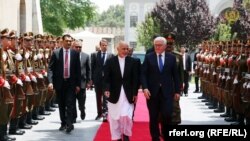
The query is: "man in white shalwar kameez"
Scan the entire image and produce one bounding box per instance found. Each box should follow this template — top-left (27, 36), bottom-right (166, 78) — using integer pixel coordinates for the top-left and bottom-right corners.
top-left (104, 41), bottom-right (138, 141)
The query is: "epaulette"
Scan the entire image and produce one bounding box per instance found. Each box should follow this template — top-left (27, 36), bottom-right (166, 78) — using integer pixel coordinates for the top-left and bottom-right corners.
top-left (172, 51), bottom-right (182, 56)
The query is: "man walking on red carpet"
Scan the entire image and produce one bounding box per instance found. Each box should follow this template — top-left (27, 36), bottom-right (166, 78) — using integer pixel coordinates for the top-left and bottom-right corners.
top-left (103, 41), bottom-right (138, 141)
top-left (141, 37), bottom-right (180, 141)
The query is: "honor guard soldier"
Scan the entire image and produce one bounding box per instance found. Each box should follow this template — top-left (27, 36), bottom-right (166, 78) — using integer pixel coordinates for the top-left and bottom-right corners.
top-left (165, 33), bottom-right (183, 125)
top-left (0, 28), bottom-right (16, 141)
top-left (7, 30), bottom-right (26, 136)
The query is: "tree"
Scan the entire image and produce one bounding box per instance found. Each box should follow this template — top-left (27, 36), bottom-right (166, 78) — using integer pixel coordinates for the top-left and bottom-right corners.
top-left (89, 5), bottom-right (125, 27)
top-left (150, 0), bottom-right (215, 48)
top-left (136, 15), bottom-right (160, 49)
top-left (40, 0), bottom-right (96, 35)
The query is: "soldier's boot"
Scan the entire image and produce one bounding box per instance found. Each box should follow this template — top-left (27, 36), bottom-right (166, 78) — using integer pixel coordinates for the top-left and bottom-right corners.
top-left (225, 109), bottom-right (237, 122)
top-left (220, 107), bottom-right (230, 117)
top-left (32, 107), bottom-right (45, 120)
top-left (198, 93), bottom-right (205, 99)
top-left (2, 124), bottom-right (16, 141)
top-left (214, 103), bottom-right (224, 113)
top-left (0, 125), bottom-right (11, 141)
top-left (201, 94), bottom-right (209, 102)
top-left (45, 102), bottom-right (55, 112)
top-left (39, 106), bottom-right (51, 116)
top-left (18, 114), bottom-right (32, 129)
top-left (208, 99), bottom-right (218, 109)
top-left (8, 118), bottom-right (25, 135)
top-left (50, 97), bottom-right (58, 108)
top-left (26, 112), bottom-right (38, 125)
top-left (231, 114), bottom-right (245, 125)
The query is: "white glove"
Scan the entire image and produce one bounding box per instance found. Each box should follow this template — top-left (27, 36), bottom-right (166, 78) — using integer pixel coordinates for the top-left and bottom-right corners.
top-left (233, 78), bottom-right (238, 84)
top-left (30, 75), bottom-right (37, 83)
top-left (37, 53), bottom-right (43, 59)
top-left (2, 53), bottom-right (7, 61)
top-left (25, 76), bottom-right (31, 82)
top-left (15, 53), bottom-right (23, 61)
top-left (17, 78), bottom-right (23, 86)
top-left (37, 73), bottom-right (44, 79)
top-left (247, 83), bottom-right (250, 89)
top-left (3, 80), bottom-right (10, 89)
top-left (25, 53), bottom-right (30, 59)
top-left (33, 55), bottom-right (38, 61)
top-left (44, 72), bottom-right (47, 77)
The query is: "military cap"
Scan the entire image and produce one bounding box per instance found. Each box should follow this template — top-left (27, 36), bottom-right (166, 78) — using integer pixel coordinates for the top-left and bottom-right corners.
top-left (34, 34), bottom-right (43, 41)
top-left (9, 30), bottom-right (17, 39)
top-left (165, 32), bottom-right (175, 42)
top-left (56, 36), bottom-right (62, 41)
top-left (0, 28), bottom-right (9, 38)
top-left (23, 32), bottom-right (33, 40)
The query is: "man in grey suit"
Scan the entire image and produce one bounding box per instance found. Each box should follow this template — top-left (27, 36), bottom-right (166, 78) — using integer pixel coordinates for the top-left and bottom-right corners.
top-left (91, 39), bottom-right (114, 122)
top-left (72, 40), bottom-right (91, 121)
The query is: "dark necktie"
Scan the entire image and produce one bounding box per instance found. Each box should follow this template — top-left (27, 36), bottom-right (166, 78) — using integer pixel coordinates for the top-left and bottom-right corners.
top-left (64, 50), bottom-right (69, 78)
top-left (101, 52), bottom-right (105, 66)
top-left (159, 54), bottom-right (163, 72)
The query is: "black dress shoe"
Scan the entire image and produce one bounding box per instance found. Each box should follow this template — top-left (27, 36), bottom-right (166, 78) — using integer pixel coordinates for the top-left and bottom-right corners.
top-left (198, 96), bottom-right (205, 99)
top-left (9, 130), bottom-right (24, 135)
top-left (33, 116), bottom-right (45, 120)
top-left (224, 117), bottom-right (237, 122)
top-left (81, 111), bottom-right (86, 120)
top-left (220, 113), bottom-right (230, 117)
top-left (66, 125), bottom-right (74, 133)
top-left (95, 115), bottom-right (102, 120)
top-left (59, 125), bottom-right (66, 131)
top-left (27, 120), bottom-right (38, 125)
top-left (19, 124), bottom-right (32, 129)
top-left (231, 121), bottom-right (245, 125)
top-left (208, 106), bottom-right (217, 109)
top-left (123, 135), bottom-right (129, 141)
top-left (46, 107), bottom-right (56, 112)
top-left (103, 116), bottom-right (108, 122)
top-left (4, 135), bottom-right (16, 141)
top-left (40, 111), bottom-right (51, 116)
top-left (73, 119), bottom-right (76, 123)
top-left (193, 90), bottom-right (199, 93)
top-left (214, 108), bottom-right (224, 113)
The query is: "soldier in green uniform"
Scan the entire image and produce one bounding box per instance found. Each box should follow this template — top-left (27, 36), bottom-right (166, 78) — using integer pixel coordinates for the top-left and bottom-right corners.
top-left (0, 28), bottom-right (16, 141)
top-left (8, 30), bottom-right (26, 135)
top-left (165, 33), bottom-right (183, 125)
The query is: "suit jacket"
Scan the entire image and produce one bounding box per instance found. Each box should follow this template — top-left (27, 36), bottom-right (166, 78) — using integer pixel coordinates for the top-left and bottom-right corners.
top-left (91, 51), bottom-right (113, 86)
top-left (193, 52), bottom-right (198, 70)
top-left (103, 56), bottom-right (138, 104)
top-left (48, 48), bottom-right (81, 90)
top-left (141, 52), bottom-right (180, 113)
top-left (183, 53), bottom-right (191, 72)
top-left (80, 52), bottom-right (91, 89)
top-left (132, 57), bottom-right (141, 90)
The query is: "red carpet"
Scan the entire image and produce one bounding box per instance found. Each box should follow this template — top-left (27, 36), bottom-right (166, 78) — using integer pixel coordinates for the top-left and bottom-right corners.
top-left (94, 91), bottom-right (152, 141)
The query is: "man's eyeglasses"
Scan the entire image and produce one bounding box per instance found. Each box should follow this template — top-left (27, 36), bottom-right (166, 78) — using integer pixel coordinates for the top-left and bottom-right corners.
top-left (121, 48), bottom-right (129, 50)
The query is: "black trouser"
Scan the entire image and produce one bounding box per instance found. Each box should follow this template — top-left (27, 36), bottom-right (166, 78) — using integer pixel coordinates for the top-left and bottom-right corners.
top-left (95, 86), bottom-right (108, 117)
top-left (73, 88), bottom-right (86, 120)
top-left (56, 80), bottom-right (75, 127)
top-left (147, 88), bottom-right (172, 141)
top-left (183, 71), bottom-right (190, 94)
top-left (195, 76), bottom-right (199, 91)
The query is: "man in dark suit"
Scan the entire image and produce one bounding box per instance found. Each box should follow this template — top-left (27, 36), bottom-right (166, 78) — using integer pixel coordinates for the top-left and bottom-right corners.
top-left (104, 41), bottom-right (138, 141)
top-left (72, 40), bottom-right (91, 121)
top-left (48, 34), bottom-right (81, 133)
top-left (180, 46), bottom-right (191, 96)
top-left (141, 37), bottom-right (180, 141)
top-left (91, 39), bottom-right (113, 122)
top-left (193, 45), bottom-right (201, 93)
